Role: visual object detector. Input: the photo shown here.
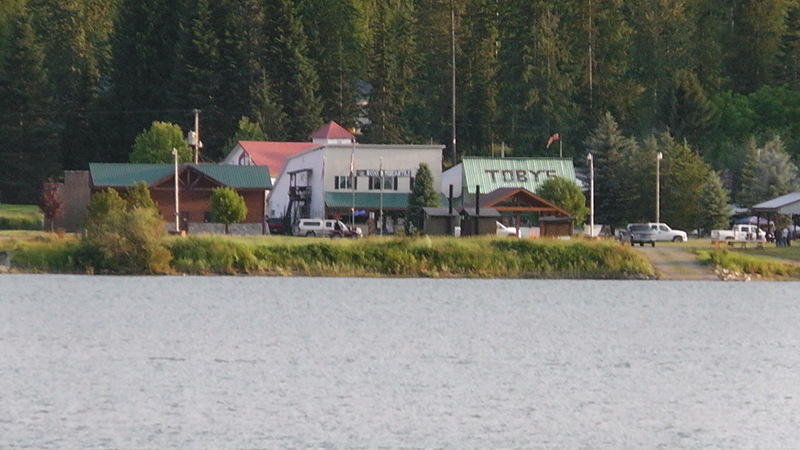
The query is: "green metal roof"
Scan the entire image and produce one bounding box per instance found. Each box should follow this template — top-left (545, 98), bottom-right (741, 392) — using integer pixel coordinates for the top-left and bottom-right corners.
top-left (193, 165), bottom-right (272, 189)
top-left (460, 157), bottom-right (576, 195)
top-left (325, 192), bottom-right (447, 209)
top-left (90, 163), bottom-right (172, 187)
top-left (89, 163), bottom-right (271, 189)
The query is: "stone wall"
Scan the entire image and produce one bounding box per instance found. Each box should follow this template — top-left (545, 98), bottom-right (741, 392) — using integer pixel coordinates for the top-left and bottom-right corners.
top-left (171, 222), bottom-right (267, 236)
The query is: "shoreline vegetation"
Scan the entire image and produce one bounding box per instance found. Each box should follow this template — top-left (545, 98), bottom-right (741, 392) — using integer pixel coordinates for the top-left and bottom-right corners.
top-left (3, 234), bottom-right (656, 279)
top-left (2, 232), bottom-right (800, 280)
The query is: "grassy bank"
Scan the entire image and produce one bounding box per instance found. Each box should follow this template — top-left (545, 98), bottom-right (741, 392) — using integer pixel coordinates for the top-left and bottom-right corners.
top-left (4, 234), bottom-right (655, 279)
top-left (0, 204), bottom-right (42, 231)
top-left (694, 247), bottom-right (800, 280)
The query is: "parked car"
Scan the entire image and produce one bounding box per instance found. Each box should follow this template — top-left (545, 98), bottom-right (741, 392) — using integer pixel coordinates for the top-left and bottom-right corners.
top-left (496, 221), bottom-right (518, 237)
top-left (267, 217), bottom-right (289, 235)
top-left (627, 223), bottom-right (656, 247)
top-left (643, 222), bottom-right (688, 242)
top-left (294, 218), bottom-right (360, 238)
top-left (710, 224), bottom-right (766, 243)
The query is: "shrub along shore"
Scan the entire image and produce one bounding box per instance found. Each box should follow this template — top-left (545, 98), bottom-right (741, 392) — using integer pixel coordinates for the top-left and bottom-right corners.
top-left (3, 234), bottom-right (656, 279)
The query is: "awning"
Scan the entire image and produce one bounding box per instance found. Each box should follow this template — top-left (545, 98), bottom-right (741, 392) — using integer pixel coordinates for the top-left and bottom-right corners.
top-left (325, 192), bottom-right (447, 209)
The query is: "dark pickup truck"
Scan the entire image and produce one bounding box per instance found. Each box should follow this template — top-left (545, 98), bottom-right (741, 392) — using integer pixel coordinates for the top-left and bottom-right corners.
top-left (626, 223), bottom-right (656, 247)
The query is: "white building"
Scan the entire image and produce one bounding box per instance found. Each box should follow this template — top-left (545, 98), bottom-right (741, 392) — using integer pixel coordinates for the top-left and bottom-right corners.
top-left (238, 122), bottom-right (444, 234)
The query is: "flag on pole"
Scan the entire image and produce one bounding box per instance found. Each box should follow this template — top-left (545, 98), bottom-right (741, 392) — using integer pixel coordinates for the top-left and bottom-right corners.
top-left (349, 147), bottom-right (355, 177)
top-left (546, 133), bottom-right (560, 148)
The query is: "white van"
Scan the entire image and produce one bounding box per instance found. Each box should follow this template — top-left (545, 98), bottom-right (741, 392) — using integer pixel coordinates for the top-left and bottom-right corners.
top-left (294, 218), bottom-right (355, 237)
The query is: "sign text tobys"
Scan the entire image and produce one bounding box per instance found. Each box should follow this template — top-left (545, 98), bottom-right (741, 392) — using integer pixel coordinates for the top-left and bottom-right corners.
top-left (484, 169), bottom-right (557, 183)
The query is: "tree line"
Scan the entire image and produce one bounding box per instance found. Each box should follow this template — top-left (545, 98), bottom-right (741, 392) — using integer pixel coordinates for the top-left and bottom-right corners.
top-left (2, 0), bottom-right (800, 231)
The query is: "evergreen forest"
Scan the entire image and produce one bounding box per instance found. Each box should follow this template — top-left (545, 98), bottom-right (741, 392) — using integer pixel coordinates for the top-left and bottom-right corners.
top-left (2, 0), bottom-right (800, 231)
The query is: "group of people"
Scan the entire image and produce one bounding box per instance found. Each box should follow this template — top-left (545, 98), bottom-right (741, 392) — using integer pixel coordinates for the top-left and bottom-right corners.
top-left (776, 226), bottom-right (794, 247)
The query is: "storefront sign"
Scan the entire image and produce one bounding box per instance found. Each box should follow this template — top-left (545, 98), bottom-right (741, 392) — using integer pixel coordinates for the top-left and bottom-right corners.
top-left (484, 169), bottom-right (557, 183)
top-left (356, 169), bottom-right (413, 177)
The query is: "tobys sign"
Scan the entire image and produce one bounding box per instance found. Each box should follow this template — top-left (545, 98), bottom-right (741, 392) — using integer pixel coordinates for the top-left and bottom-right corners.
top-left (459, 157), bottom-right (577, 195)
top-left (484, 169), bottom-right (557, 183)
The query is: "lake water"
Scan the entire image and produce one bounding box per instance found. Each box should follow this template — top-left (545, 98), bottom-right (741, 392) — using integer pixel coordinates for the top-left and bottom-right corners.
top-left (1, 275), bottom-right (799, 448)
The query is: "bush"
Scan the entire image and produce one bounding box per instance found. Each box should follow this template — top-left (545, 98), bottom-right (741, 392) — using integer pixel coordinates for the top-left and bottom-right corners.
top-left (80, 188), bottom-right (172, 274)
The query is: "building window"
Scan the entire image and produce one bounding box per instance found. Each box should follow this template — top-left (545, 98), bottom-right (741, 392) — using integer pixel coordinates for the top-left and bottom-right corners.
top-left (369, 176), bottom-right (396, 191)
top-left (335, 176), bottom-right (356, 190)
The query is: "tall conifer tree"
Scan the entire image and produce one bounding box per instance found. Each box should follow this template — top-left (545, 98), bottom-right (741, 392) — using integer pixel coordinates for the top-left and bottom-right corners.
top-left (0, 13), bottom-right (59, 203)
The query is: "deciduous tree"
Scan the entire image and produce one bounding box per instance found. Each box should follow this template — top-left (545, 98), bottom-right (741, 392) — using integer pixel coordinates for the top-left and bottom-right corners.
top-left (210, 187), bottom-right (248, 234)
top-left (536, 176), bottom-right (589, 224)
top-left (38, 178), bottom-right (63, 232)
top-left (129, 122), bottom-right (192, 164)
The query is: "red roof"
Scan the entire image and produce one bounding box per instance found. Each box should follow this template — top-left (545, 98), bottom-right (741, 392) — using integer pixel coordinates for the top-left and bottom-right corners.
top-left (309, 121), bottom-right (356, 141)
top-left (237, 141), bottom-right (319, 174)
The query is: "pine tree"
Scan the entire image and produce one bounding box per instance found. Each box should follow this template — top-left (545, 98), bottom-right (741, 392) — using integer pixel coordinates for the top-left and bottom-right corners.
top-left (656, 133), bottom-right (714, 232)
top-left (737, 137), bottom-right (800, 206)
top-left (222, 117), bottom-right (268, 156)
top-left (110, 0), bottom-right (185, 150)
top-left (584, 112), bottom-right (639, 226)
top-left (298, 0), bottom-right (364, 129)
top-left (362, 0), bottom-right (418, 144)
top-left (0, 12), bottom-right (59, 204)
top-left (497, 0), bottom-right (576, 154)
top-left (697, 171), bottom-right (730, 236)
top-left (458, 0), bottom-right (499, 159)
top-left (262, 0), bottom-right (322, 141)
top-left (407, 163), bottom-right (440, 232)
top-left (659, 70), bottom-right (717, 151)
top-left (725, 0), bottom-right (789, 93)
top-left (627, 0), bottom-right (695, 127)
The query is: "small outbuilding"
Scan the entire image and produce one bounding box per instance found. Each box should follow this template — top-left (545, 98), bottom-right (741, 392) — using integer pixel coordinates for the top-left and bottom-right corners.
top-left (458, 207), bottom-right (501, 236)
top-left (422, 207), bottom-right (460, 236)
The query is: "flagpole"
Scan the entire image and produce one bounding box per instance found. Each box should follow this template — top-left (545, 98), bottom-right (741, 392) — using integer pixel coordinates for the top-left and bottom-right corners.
top-left (379, 157), bottom-right (383, 236)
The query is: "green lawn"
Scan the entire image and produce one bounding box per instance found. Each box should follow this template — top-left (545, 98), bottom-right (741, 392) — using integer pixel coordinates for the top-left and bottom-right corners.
top-left (745, 245), bottom-right (800, 263)
top-left (0, 204), bottom-right (43, 230)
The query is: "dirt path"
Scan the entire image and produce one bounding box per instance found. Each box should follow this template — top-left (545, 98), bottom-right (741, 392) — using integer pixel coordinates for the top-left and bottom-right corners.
top-left (630, 245), bottom-right (719, 280)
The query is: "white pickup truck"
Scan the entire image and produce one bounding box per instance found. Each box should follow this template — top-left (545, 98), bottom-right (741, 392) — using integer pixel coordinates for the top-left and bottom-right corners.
top-left (710, 224), bottom-right (766, 244)
top-left (623, 222), bottom-right (688, 243)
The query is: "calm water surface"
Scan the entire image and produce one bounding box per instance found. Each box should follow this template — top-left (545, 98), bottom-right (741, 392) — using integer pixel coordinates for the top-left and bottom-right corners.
top-left (1, 275), bottom-right (799, 448)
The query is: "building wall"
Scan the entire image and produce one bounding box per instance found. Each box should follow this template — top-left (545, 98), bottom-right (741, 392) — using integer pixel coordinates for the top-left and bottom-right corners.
top-left (150, 189), bottom-right (265, 225)
top-left (441, 164), bottom-right (463, 200)
top-left (54, 171), bottom-right (91, 232)
top-left (322, 145), bottom-right (443, 193)
top-left (269, 148), bottom-right (325, 218)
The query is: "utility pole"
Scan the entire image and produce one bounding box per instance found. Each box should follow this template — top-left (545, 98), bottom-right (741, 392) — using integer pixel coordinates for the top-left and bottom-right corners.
top-left (192, 109), bottom-right (200, 164)
top-left (451, 0), bottom-right (457, 166)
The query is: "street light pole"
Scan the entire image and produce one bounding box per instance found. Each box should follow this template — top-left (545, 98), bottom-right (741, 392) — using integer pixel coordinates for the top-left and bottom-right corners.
top-left (587, 153), bottom-right (594, 238)
top-left (172, 148), bottom-right (179, 233)
top-left (656, 151), bottom-right (663, 223)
